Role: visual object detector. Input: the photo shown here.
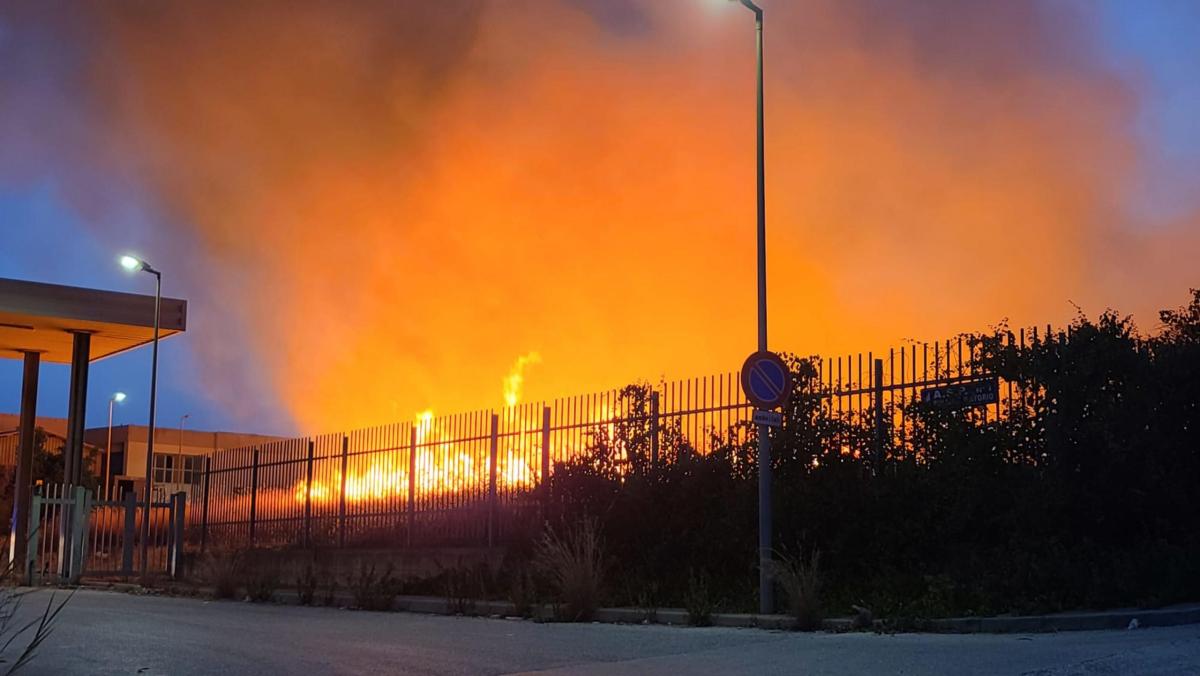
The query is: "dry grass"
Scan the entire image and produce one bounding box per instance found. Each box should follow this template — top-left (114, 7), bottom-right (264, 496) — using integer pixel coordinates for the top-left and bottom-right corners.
top-left (771, 549), bottom-right (823, 630)
top-left (0, 540), bottom-right (72, 674)
top-left (201, 549), bottom-right (243, 600)
top-left (534, 518), bottom-right (605, 621)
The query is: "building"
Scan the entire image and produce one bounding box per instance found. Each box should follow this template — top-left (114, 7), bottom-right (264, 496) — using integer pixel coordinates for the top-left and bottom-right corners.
top-left (0, 414), bottom-right (103, 478)
top-left (0, 413), bottom-right (280, 501)
top-left (83, 424), bottom-right (282, 502)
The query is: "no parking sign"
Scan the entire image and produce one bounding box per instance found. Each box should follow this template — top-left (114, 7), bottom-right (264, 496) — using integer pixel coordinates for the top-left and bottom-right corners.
top-left (740, 350), bottom-right (792, 412)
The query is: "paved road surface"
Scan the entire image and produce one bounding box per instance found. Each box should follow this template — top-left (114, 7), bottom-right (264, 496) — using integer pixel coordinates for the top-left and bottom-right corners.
top-left (13, 590), bottom-right (1200, 675)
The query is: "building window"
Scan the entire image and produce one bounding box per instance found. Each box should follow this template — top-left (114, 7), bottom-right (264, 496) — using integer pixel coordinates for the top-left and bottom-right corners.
top-left (152, 454), bottom-right (174, 483)
top-left (153, 453), bottom-right (205, 485)
top-left (181, 455), bottom-right (204, 485)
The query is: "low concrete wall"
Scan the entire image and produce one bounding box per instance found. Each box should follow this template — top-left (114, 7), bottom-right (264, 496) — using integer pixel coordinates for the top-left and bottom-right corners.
top-left (197, 546), bottom-right (507, 584)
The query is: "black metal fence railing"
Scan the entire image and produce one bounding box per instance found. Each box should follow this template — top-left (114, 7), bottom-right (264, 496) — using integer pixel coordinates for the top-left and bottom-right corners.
top-left (190, 328), bottom-right (1052, 552)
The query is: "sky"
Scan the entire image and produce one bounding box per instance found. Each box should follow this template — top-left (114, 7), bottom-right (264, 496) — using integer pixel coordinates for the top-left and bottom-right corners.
top-left (0, 0), bottom-right (1197, 437)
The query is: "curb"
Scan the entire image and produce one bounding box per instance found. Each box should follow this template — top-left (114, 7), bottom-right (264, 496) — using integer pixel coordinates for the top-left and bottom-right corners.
top-left (76, 582), bottom-right (1200, 634)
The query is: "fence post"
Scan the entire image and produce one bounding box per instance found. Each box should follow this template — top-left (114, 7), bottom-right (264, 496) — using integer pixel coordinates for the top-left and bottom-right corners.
top-left (303, 439), bottom-right (314, 549)
top-left (121, 490), bottom-right (136, 578)
top-left (68, 485), bottom-right (88, 584)
top-left (487, 413), bottom-right (499, 548)
top-left (540, 406), bottom-right (551, 519)
top-left (200, 456), bottom-right (211, 556)
top-left (873, 358), bottom-right (885, 473)
top-left (407, 427), bottom-right (416, 548)
top-left (338, 436), bottom-right (349, 548)
top-left (171, 492), bottom-right (186, 579)
top-left (649, 391), bottom-right (660, 466)
top-left (249, 448), bottom-right (259, 548)
top-left (26, 492), bottom-right (42, 585)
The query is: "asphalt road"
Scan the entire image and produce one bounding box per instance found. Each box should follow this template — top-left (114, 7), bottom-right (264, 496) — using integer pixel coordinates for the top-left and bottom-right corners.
top-left (11, 589), bottom-right (1200, 675)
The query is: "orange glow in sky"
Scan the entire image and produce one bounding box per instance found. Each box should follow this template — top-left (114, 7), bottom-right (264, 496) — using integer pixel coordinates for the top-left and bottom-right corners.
top-left (23, 1), bottom-right (1198, 433)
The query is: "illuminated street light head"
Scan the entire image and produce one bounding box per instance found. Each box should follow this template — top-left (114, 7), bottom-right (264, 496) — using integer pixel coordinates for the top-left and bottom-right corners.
top-left (113, 392), bottom-right (127, 403)
top-left (119, 254), bottom-right (160, 275)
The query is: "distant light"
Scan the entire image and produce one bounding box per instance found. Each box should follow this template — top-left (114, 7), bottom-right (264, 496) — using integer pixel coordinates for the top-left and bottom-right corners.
top-left (113, 392), bottom-right (127, 403)
top-left (119, 255), bottom-right (143, 271)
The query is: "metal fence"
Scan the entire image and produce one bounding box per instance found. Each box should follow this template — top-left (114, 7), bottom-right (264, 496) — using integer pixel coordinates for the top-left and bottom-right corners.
top-left (27, 483), bottom-right (185, 583)
top-left (191, 328), bottom-right (1054, 552)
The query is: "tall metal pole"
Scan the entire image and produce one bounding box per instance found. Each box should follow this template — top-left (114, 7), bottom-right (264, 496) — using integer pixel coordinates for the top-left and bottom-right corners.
top-left (176, 413), bottom-right (190, 487)
top-left (141, 269), bottom-right (162, 576)
top-left (737, 0), bottom-right (773, 616)
top-left (105, 398), bottom-right (115, 500)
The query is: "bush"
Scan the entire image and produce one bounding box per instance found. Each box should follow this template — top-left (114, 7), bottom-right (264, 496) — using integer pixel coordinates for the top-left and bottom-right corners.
top-left (296, 562), bottom-right (319, 606)
top-left (347, 562), bottom-right (401, 611)
top-left (771, 549), bottom-right (822, 630)
top-left (202, 549), bottom-right (243, 600)
top-left (683, 571), bottom-right (715, 627)
top-left (507, 566), bottom-right (538, 618)
top-left (243, 559), bottom-right (281, 603)
top-left (534, 518), bottom-right (605, 621)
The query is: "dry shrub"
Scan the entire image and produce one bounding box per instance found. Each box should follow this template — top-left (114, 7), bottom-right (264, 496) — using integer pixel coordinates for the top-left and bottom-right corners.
top-left (296, 562), bottom-right (319, 606)
top-left (0, 554), bottom-right (71, 673)
top-left (507, 566), bottom-right (537, 618)
top-left (201, 549), bottom-right (243, 600)
top-left (347, 562), bottom-right (401, 611)
top-left (683, 570), bottom-right (715, 627)
top-left (534, 518), bottom-right (604, 621)
top-left (771, 549), bottom-right (822, 630)
top-left (243, 558), bottom-right (282, 603)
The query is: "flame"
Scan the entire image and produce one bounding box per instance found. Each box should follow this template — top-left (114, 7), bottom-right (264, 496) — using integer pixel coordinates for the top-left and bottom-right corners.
top-left (292, 365), bottom-right (549, 505)
top-left (503, 352), bottom-right (541, 408)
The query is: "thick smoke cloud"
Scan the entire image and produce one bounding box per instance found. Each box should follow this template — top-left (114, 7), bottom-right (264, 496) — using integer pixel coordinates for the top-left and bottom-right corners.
top-left (1, 0), bottom-right (1196, 432)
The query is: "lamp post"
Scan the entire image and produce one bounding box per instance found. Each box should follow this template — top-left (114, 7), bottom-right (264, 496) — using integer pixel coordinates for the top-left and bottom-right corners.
top-left (105, 392), bottom-right (126, 500)
top-left (120, 254), bottom-right (162, 577)
top-left (726, 0), bottom-right (773, 614)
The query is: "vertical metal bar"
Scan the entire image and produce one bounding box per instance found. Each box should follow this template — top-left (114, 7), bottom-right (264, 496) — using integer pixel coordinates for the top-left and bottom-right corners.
top-left (873, 359), bottom-right (885, 473)
top-left (541, 406), bottom-right (552, 517)
top-left (303, 440), bottom-right (314, 548)
top-left (338, 436), bottom-right (349, 548)
top-left (487, 413), bottom-right (499, 548)
top-left (248, 448), bottom-right (259, 548)
top-left (172, 492), bottom-right (186, 579)
top-left (122, 490), bottom-right (136, 577)
top-left (407, 426), bottom-right (417, 548)
top-left (649, 391), bottom-right (660, 466)
top-left (200, 456), bottom-right (211, 555)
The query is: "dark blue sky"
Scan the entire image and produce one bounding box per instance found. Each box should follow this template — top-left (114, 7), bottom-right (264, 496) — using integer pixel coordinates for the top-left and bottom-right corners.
top-left (1, 1), bottom-right (1197, 436)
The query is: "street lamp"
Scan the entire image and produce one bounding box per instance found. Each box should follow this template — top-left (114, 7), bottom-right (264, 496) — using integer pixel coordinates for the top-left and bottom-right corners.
top-left (104, 392), bottom-right (127, 500)
top-left (723, 0), bottom-right (773, 615)
top-left (120, 253), bottom-right (162, 577)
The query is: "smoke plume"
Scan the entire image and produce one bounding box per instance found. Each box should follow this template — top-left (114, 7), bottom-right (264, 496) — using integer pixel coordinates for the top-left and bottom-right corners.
top-left (1, 0), bottom-right (1196, 432)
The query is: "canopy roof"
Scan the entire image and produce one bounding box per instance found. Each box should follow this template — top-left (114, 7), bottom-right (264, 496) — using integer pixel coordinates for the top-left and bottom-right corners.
top-left (0, 277), bottom-right (187, 363)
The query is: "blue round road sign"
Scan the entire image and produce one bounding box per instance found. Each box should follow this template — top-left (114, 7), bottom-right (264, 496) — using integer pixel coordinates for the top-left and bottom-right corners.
top-left (741, 351), bottom-right (792, 410)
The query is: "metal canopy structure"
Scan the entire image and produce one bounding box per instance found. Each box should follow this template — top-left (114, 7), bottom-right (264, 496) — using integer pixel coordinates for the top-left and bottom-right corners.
top-left (0, 277), bottom-right (186, 362)
top-left (0, 276), bottom-right (187, 580)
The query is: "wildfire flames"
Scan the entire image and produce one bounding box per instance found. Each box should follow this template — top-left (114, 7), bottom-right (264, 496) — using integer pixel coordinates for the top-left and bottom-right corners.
top-left (292, 354), bottom-right (567, 504)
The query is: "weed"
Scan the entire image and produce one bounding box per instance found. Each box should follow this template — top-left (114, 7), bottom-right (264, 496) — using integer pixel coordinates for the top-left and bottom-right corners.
top-left (534, 518), bottom-right (605, 621)
top-left (772, 549), bottom-right (822, 630)
top-left (683, 571), bottom-right (714, 627)
top-left (347, 562), bottom-right (400, 611)
top-left (201, 549), bottom-right (243, 600)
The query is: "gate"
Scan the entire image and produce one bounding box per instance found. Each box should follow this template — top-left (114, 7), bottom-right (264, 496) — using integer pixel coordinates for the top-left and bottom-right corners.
top-left (25, 484), bottom-right (186, 584)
